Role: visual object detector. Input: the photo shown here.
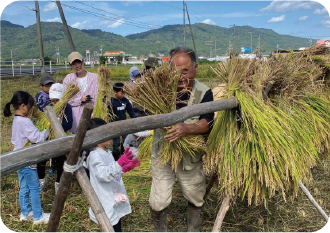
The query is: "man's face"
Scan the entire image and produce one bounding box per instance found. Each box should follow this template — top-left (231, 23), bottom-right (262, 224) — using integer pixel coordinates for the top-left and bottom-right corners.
top-left (70, 60), bottom-right (85, 75)
top-left (170, 52), bottom-right (198, 91)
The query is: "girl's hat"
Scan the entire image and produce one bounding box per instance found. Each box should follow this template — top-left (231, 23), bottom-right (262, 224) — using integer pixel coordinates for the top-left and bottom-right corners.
top-left (129, 66), bottom-right (141, 81)
top-left (49, 83), bottom-right (65, 99)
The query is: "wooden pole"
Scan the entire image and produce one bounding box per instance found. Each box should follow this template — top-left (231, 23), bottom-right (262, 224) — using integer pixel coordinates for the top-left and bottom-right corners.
top-left (46, 104), bottom-right (93, 232)
top-left (1, 98), bottom-right (238, 176)
top-left (299, 182), bottom-right (329, 221)
top-left (56, 0), bottom-right (75, 52)
top-left (204, 173), bottom-right (218, 199)
top-left (34, 0), bottom-right (45, 74)
top-left (212, 194), bottom-right (230, 232)
top-left (44, 107), bottom-right (114, 232)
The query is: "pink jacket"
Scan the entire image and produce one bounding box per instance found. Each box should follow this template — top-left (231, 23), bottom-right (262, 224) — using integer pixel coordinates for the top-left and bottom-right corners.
top-left (63, 71), bottom-right (98, 133)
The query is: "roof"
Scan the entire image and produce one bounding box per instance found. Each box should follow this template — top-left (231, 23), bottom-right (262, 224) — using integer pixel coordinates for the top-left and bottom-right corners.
top-left (316, 40), bottom-right (330, 47)
top-left (104, 51), bottom-right (125, 56)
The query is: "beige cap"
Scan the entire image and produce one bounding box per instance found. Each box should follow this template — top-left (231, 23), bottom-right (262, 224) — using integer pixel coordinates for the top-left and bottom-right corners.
top-left (68, 51), bottom-right (83, 64)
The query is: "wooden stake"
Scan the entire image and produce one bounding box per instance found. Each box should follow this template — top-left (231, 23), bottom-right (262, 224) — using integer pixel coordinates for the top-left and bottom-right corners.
top-left (212, 194), bottom-right (230, 232)
top-left (46, 104), bottom-right (93, 232)
top-left (44, 106), bottom-right (114, 232)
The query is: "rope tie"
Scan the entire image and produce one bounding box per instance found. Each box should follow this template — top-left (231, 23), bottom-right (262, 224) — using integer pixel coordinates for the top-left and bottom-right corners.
top-left (63, 153), bottom-right (86, 174)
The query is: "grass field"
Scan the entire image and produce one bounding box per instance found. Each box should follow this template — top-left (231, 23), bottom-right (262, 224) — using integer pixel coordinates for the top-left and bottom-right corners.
top-left (1, 69), bottom-right (329, 232)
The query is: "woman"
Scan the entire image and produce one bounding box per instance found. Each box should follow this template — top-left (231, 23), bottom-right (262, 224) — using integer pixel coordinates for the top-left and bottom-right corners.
top-left (63, 51), bottom-right (98, 133)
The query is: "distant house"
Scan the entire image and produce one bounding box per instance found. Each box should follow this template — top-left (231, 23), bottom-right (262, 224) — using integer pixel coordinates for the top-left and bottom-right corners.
top-left (316, 40), bottom-right (330, 48)
top-left (103, 51), bottom-right (133, 64)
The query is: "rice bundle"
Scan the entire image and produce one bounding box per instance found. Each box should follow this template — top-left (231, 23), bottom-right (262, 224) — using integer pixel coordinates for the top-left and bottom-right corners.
top-left (25, 83), bottom-right (79, 146)
top-left (94, 66), bottom-right (115, 122)
top-left (124, 65), bottom-right (207, 170)
top-left (207, 46), bottom-right (330, 206)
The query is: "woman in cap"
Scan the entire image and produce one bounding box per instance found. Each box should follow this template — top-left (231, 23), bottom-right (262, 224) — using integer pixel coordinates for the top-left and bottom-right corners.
top-left (63, 51), bottom-right (98, 133)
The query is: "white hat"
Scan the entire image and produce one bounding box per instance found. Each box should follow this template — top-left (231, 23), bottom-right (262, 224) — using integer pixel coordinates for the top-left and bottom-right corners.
top-left (49, 83), bottom-right (65, 99)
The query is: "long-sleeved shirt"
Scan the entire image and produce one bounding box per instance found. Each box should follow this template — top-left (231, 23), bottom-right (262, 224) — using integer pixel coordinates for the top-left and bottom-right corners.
top-left (12, 115), bottom-right (47, 151)
top-left (35, 90), bottom-right (51, 112)
top-left (109, 97), bottom-right (135, 122)
top-left (60, 104), bottom-right (73, 132)
top-left (63, 72), bottom-right (98, 133)
top-left (86, 147), bottom-right (131, 225)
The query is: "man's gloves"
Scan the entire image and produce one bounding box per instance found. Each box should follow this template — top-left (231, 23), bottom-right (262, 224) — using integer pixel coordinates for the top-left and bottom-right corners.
top-left (117, 147), bottom-right (140, 173)
top-left (81, 95), bottom-right (93, 103)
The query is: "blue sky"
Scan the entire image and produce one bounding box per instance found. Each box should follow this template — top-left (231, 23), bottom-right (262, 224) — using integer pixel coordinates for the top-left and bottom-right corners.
top-left (0, 0), bottom-right (329, 39)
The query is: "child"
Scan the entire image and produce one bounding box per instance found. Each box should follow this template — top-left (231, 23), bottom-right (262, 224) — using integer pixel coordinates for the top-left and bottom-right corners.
top-left (3, 91), bottom-right (51, 224)
top-left (109, 82), bottom-right (135, 160)
top-left (86, 118), bottom-right (140, 232)
top-left (49, 83), bottom-right (73, 193)
top-left (35, 74), bottom-right (57, 182)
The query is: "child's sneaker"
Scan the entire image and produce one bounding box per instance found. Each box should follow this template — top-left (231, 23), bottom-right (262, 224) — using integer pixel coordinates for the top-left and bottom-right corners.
top-left (39, 177), bottom-right (47, 190)
top-left (20, 211), bottom-right (33, 221)
top-left (55, 182), bottom-right (60, 195)
top-left (33, 213), bottom-right (50, 224)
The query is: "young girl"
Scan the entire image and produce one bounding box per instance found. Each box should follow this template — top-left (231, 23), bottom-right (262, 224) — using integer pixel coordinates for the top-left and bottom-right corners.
top-left (4, 91), bottom-right (51, 224)
top-left (86, 118), bottom-right (140, 232)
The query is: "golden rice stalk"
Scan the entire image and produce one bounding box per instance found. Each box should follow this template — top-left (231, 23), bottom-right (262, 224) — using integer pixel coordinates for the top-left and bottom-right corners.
top-left (94, 66), bottom-right (115, 122)
top-left (138, 136), bottom-right (153, 160)
top-left (125, 65), bottom-right (207, 169)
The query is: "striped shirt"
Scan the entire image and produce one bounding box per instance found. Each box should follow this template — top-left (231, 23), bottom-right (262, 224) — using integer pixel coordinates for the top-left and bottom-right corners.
top-left (63, 71), bottom-right (99, 133)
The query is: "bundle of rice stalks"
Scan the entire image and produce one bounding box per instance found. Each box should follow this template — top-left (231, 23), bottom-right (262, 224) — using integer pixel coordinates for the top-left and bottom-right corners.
top-left (94, 66), bottom-right (115, 122)
top-left (25, 83), bottom-right (79, 146)
top-left (124, 65), bottom-right (207, 169)
top-left (207, 49), bottom-right (330, 206)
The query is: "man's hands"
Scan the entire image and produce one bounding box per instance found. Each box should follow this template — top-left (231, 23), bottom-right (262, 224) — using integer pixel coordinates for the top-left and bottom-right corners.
top-left (163, 123), bottom-right (188, 142)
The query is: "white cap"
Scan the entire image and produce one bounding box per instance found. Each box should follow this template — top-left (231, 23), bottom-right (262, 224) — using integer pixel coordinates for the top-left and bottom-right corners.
top-left (49, 83), bottom-right (65, 99)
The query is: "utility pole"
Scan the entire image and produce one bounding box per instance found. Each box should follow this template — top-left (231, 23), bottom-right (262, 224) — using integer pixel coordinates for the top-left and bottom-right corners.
top-left (35, 0), bottom-right (45, 74)
top-left (183, 1), bottom-right (186, 47)
top-left (214, 39), bottom-right (217, 57)
top-left (55, 46), bottom-right (60, 64)
top-left (230, 24), bottom-right (236, 52)
top-left (185, 3), bottom-right (197, 57)
top-left (100, 44), bottom-right (103, 56)
top-left (56, 0), bottom-right (75, 52)
top-left (248, 32), bottom-right (253, 54)
top-left (309, 36), bottom-right (312, 47)
top-left (258, 34), bottom-right (261, 55)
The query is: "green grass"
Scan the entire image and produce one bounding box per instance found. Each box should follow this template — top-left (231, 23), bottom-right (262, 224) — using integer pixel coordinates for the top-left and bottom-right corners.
top-left (1, 75), bottom-right (329, 232)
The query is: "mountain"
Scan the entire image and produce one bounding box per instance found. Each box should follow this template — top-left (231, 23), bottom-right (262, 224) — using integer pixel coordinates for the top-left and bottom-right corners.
top-left (0, 20), bottom-right (316, 60)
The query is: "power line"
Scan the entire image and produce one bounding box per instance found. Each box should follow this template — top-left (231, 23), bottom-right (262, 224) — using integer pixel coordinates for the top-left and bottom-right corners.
top-left (50, 0), bottom-right (161, 30)
top-left (74, 1), bottom-right (160, 29)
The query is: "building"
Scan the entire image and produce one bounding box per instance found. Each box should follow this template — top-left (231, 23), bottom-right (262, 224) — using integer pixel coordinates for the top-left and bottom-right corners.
top-left (316, 40), bottom-right (330, 48)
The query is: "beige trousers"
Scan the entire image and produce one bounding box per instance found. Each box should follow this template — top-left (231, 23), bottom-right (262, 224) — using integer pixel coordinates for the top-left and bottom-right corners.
top-left (149, 158), bottom-right (206, 211)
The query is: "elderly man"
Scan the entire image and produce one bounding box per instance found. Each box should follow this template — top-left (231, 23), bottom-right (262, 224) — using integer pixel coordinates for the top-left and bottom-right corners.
top-left (149, 47), bottom-right (214, 232)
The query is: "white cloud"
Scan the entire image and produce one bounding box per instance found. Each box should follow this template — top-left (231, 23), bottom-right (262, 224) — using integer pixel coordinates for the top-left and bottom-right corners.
top-left (43, 2), bottom-right (57, 12)
top-left (45, 17), bottom-right (61, 23)
top-left (260, 0), bottom-right (319, 12)
top-left (321, 18), bottom-right (330, 28)
top-left (314, 8), bottom-right (328, 15)
top-left (201, 19), bottom-right (217, 25)
top-left (299, 16), bottom-right (308, 21)
top-left (71, 21), bottom-right (89, 29)
top-left (267, 14), bottom-right (285, 23)
top-left (101, 19), bottom-right (125, 28)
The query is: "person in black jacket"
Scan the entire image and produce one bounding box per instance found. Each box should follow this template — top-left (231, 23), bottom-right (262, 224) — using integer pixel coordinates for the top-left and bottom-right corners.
top-left (108, 82), bottom-right (135, 160)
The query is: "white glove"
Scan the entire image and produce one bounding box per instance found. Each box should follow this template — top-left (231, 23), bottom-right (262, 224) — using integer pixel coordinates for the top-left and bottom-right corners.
top-left (134, 130), bottom-right (151, 137)
top-left (114, 193), bottom-right (127, 203)
top-left (129, 147), bottom-right (138, 158)
top-left (42, 129), bottom-right (50, 140)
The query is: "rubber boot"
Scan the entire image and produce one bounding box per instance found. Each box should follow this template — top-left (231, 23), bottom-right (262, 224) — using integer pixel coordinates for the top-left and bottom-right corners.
top-left (187, 202), bottom-right (203, 232)
top-left (150, 207), bottom-right (167, 232)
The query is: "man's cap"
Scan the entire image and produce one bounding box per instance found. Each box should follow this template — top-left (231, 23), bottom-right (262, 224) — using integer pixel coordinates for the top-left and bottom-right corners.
top-left (49, 83), bottom-right (65, 99)
top-left (68, 51), bottom-right (83, 64)
top-left (144, 57), bottom-right (159, 67)
top-left (39, 74), bottom-right (55, 85)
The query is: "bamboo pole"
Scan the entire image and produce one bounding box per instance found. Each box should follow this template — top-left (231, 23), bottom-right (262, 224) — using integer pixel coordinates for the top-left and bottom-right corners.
top-left (44, 106), bottom-right (114, 232)
top-left (212, 194), bottom-right (230, 232)
top-left (46, 104), bottom-right (93, 232)
top-left (1, 98), bottom-right (238, 176)
top-left (299, 182), bottom-right (329, 222)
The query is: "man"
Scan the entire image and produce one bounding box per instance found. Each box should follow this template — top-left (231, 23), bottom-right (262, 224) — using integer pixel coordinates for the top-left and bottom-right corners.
top-left (149, 47), bottom-right (214, 232)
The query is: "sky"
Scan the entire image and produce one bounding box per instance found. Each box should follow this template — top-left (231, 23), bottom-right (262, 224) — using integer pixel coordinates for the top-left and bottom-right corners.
top-left (0, 0), bottom-right (329, 40)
